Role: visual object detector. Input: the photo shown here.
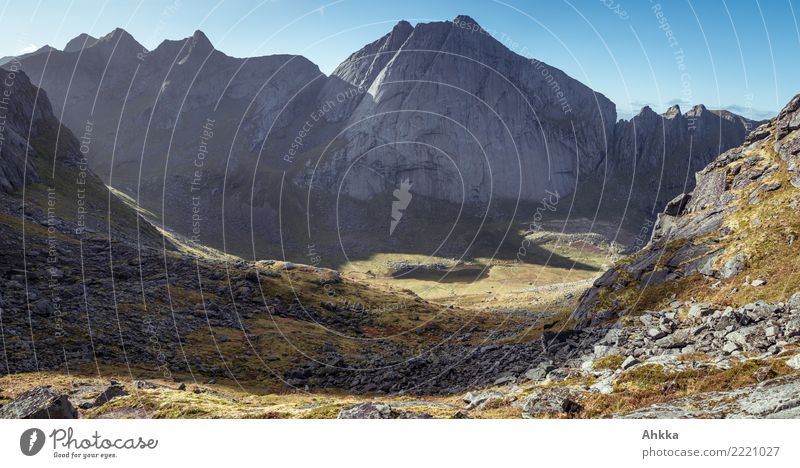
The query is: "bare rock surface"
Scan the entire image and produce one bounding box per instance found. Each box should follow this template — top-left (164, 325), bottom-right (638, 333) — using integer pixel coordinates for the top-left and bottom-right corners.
top-left (0, 387), bottom-right (78, 419)
top-left (7, 17), bottom-right (760, 260)
top-left (621, 375), bottom-right (800, 419)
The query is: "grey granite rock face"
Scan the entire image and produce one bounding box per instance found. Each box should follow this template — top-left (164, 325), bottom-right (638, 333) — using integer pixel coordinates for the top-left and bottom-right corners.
top-left (12, 27), bottom-right (326, 258)
top-left (0, 61), bottom-right (93, 194)
top-left (309, 16), bottom-right (617, 205)
top-left (8, 19), bottom-right (761, 260)
top-left (574, 93), bottom-right (800, 325)
top-left (63, 33), bottom-right (99, 52)
top-left (0, 66), bottom-right (56, 193)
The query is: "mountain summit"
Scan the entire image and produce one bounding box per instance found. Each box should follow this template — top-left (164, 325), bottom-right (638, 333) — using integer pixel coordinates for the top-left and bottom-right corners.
top-left (63, 33), bottom-right (99, 52)
top-left (5, 19), bottom-right (762, 261)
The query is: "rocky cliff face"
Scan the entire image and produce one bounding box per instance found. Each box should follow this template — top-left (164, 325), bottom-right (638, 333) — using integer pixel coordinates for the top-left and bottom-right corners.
top-left (11, 28), bottom-right (325, 256)
top-left (6, 17), bottom-right (762, 260)
top-left (603, 104), bottom-right (761, 217)
top-left (0, 62), bottom-right (166, 246)
top-left (0, 64), bottom-right (78, 193)
top-left (307, 15), bottom-right (616, 205)
top-left (574, 94), bottom-right (800, 325)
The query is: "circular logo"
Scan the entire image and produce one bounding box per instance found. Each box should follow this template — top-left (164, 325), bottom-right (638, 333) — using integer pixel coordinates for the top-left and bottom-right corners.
top-left (20, 428), bottom-right (45, 456)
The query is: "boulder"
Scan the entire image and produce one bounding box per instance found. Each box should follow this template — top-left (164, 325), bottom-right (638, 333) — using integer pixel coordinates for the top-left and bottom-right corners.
top-left (722, 342), bottom-right (741, 354)
top-left (462, 391), bottom-right (505, 410)
top-left (663, 193), bottom-right (691, 216)
top-left (620, 356), bottom-right (640, 370)
top-left (523, 361), bottom-right (554, 382)
top-left (0, 387), bottom-right (78, 419)
top-left (727, 324), bottom-right (772, 351)
top-left (134, 380), bottom-right (167, 390)
top-left (517, 390), bottom-right (582, 418)
top-left (785, 319), bottom-right (800, 338)
top-left (720, 254), bottom-right (746, 279)
top-left (336, 402), bottom-right (432, 419)
top-left (337, 403), bottom-right (392, 419)
top-left (787, 292), bottom-right (800, 311)
top-left (786, 355), bottom-right (800, 370)
top-left (589, 375), bottom-right (615, 394)
top-left (688, 303), bottom-right (714, 319)
top-left (93, 385), bottom-right (128, 406)
top-left (743, 301), bottom-right (778, 322)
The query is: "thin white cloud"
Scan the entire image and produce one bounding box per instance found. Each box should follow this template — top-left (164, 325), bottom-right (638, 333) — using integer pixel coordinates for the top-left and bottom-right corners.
top-left (17, 44), bottom-right (38, 54)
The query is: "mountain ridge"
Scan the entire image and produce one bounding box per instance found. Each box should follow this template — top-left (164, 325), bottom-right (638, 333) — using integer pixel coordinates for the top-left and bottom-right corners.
top-left (3, 16), bottom-right (765, 262)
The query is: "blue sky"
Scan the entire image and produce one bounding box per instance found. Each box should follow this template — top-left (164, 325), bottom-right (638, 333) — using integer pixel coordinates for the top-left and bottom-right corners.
top-left (1, 0), bottom-right (798, 119)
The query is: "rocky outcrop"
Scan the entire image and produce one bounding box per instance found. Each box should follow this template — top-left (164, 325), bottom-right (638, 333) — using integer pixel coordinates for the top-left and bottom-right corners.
top-left (337, 402), bottom-right (432, 419)
top-left (8, 18), bottom-right (761, 260)
top-left (63, 33), bottom-right (99, 52)
top-left (606, 104), bottom-right (761, 216)
top-left (0, 387), bottom-right (78, 419)
top-left (309, 15), bottom-right (616, 204)
top-left (0, 66), bottom-right (65, 193)
top-left (574, 94), bottom-right (799, 325)
top-left (621, 375), bottom-right (800, 418)
top-left (11, 27), bottom-right (325, 258)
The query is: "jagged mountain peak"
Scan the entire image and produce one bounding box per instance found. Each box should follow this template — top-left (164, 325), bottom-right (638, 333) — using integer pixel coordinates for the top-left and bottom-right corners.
top-left (393, 19), bottom-right (414, 33)
top-left (575, 92), bottom-right (800, 325)
top-left (63, 33), bottom-right (99, 52)
top-left (99, 27), bottom-right (133, 42)
top-left (452, 14), bottom-right (482, 28)
top-left (169, 29), bottom-right (216, 64)
top-left (686, 103), bottom-right (708, 116)
top-left (93, 27), bottom-right (147, 55)
top-left (321, 13), bottom-right (619, 206)
top-left (664, 104), bottom-right (682, 118)
top-left (150, 30), bottom-right (218, 64)
top-left (634, 105), bottom-right (658, 118)
top-left (0, 45), bottom-right (54, 67)
top-left (189, 30), bottom-right (214, 53)
top-left (329, 19), bottom-right (414, 87)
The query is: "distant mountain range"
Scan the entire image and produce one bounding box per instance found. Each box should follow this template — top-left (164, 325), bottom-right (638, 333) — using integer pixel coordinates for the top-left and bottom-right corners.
top-left (3, 15), bottom-right (765, 262)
